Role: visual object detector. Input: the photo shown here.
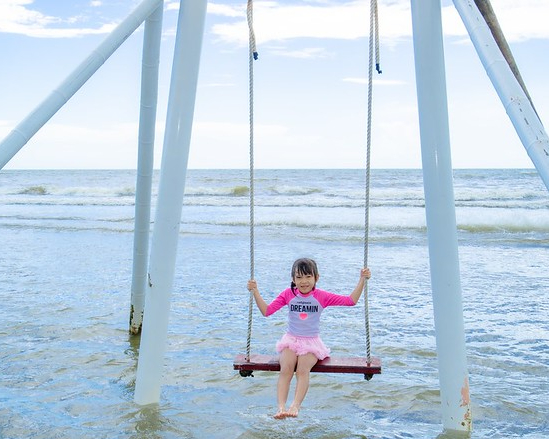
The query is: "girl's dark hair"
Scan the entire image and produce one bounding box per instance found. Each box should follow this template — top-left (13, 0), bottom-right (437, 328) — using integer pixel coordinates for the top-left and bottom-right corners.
top-left (290, 258), bottom-right (319, 294)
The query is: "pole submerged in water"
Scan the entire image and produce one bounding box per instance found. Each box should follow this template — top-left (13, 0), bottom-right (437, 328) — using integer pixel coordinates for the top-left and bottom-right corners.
top-left (411, 0), bottom-right (472, 433)
top-left (134, 0), bottom-right (207, 405)
top-left (129, 4), bottom-right (164, 336)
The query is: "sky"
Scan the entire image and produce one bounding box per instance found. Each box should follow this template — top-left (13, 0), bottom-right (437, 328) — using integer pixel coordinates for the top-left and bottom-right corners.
top-left (1, 0), bottom-right (548, 169)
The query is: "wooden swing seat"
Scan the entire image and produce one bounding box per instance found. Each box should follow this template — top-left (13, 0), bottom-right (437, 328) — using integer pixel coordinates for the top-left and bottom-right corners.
top-left (233, 354), bottom-right (381, 378)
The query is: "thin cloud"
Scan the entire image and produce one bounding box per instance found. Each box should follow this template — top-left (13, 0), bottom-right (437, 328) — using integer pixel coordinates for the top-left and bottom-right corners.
top-left (0, 0), bottom-right (118, 38)
top-left (207, 2), bottom-right (245, 18)
top-left (472, 0), bottom-right (549, 42)
top-left (0, 0), bottom-right (59, 33)
top-left (201, 82), bottom-right (236, 88)
top-left (268, 46), bottom-right (333, 59)
top-left (211, 0), bottom-right (377, 46)
top-left (209, 0), bottom-right (549, 46)
top-left (343, 77), bottom-right (407, 86)
top-left (4, 1), bottom-right (548, 42)
top-left (166, 0), bottom-right (244, 16)
top-left (9, 23), bottom-right (117, 38)
top-left (165, 1), bottom-right (179, 11)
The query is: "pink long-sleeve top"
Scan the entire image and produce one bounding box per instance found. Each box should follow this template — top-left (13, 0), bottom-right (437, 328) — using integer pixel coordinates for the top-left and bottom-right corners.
top-left (266, 288), bottom-right (356, 337)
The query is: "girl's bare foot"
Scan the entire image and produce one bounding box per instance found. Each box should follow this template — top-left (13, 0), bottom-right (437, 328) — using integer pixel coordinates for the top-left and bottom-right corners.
top-left (273, 408), bottom-right (287, 419)
top-left (286, 405), bottom-right (299, 418)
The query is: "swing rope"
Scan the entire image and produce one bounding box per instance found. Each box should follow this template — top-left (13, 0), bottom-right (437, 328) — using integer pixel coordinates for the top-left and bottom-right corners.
top-left (364, 0), bottom-right (381, 364)
top-left (245, 0), bottom-right (258, 362)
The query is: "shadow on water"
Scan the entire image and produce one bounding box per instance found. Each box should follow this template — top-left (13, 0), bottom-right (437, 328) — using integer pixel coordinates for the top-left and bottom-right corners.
top-left (115, 333), bottom-right (140, 399)
top-left (126, 332), bottom-right (141, 360)
top-left (123, 404), bottom-right (192, 439)
top-left (436, 430), bottom-right (471, 439)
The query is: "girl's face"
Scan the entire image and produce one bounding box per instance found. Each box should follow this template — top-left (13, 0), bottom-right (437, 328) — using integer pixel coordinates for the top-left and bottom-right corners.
top-left (293, 272), bottom-right (318, 294)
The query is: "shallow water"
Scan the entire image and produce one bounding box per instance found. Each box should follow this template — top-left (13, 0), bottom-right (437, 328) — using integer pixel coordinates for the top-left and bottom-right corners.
top-left (1, 169), bottom-right (548, 438)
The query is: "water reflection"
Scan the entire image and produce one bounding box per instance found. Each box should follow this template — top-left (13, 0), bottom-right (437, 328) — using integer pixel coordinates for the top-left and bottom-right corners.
top-left (126, 405), bottom-right (188, 439)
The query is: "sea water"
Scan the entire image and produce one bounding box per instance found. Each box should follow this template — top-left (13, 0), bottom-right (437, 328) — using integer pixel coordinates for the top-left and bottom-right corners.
top-left (0, 169), bottom-right (547, 438)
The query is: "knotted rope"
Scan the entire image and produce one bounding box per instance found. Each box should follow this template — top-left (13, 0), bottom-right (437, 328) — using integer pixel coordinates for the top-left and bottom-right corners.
top-left (364, 0), bottom-right (381, 365)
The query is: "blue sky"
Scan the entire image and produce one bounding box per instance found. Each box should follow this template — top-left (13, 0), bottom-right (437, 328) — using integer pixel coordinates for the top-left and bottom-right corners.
top-left (0, 0), bottom-right (548, 169)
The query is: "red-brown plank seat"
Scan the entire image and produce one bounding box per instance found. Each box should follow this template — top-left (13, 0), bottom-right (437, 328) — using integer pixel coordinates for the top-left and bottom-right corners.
top-left (234, 354), bottom-right (381, 380)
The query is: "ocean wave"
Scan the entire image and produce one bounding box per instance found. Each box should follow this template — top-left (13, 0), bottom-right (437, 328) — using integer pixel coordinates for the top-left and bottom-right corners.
top-left (3, 195), bottom-right (546, 212)
top-left (185, 185), bottom-right (322, 197)
top-left (5, 179), bottom-right (547, 212)
top-left (2, 199), bottom-right (136, 207)
top-left (2, 205), bottom-right (546, 236)
top-left (458, 223), bottom-right (549, 234)
top-left (178, 214), bottom-right (549, 235)
top-left (2, 215), bottom-right (547, 244)
top-left (184, 185), bottom-right (249, 197)
top-left (268, 185), bottom-right (322, 196)
top-left (10, 184), bottom-right (136, 199)
top-left (17, 185), bottom-right (49, 195)
top-left (1, 170), bottom-right (547, 243)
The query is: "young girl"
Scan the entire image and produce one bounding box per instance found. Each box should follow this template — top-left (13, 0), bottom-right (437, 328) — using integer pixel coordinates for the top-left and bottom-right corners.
top-left (246, 257), bottom-right (371, 419)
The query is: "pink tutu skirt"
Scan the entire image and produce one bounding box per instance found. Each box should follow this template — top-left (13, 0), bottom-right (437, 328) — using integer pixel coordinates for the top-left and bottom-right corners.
top-left (275, 333), bottom-right (330, 360)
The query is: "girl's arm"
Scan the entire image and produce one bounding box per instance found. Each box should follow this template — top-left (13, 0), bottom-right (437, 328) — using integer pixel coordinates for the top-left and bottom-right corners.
top-left (350, 268), bottom-right (371, 304)
top-left (247, 279), bottom-right (268, 316)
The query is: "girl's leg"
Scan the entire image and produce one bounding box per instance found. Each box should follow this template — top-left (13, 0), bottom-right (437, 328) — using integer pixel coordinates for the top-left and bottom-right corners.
top-left (286, 353), bottom-right (318, 417)
top-left (275, 348), bottom-right (297, 419)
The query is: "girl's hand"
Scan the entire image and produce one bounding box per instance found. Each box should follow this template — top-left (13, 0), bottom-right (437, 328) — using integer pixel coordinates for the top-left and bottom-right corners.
top-left (248, 280), bottom-right (268, 316)
top-left (361, 267), bottom-right (371, 280)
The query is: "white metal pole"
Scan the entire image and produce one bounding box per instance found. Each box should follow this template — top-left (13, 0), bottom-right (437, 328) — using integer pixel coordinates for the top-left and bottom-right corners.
top-left (134, 0), bottom-right (207, 405)
top-left (129, 3), bottom-right (164, 335)
top-left (410, 0), bottom-right (472, 432)
top-left (453, 0), bottom-right (549, 191)
top-left (0, 0), bottom-right (163, 170)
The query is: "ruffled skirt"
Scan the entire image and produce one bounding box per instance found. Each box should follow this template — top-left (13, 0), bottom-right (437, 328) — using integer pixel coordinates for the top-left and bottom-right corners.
top-left (275, 333), bottom-right (330, 360)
